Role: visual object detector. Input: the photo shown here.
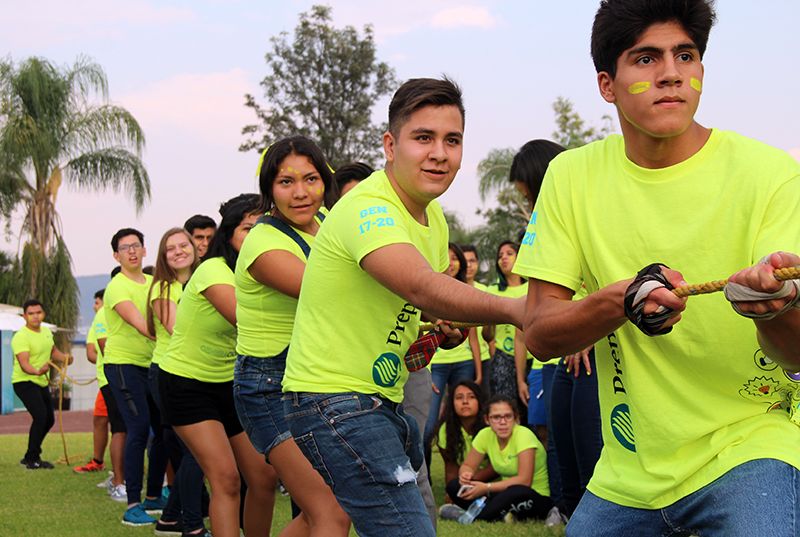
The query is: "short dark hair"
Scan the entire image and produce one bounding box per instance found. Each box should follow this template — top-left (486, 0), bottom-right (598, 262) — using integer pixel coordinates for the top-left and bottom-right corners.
top-left (509, 140), bottom-right (565, 210)
top-left (94, 289), bottom-right (105, 301)
top-left (184, 214), bottom-right (216, 235)
top-left (257, 136), bottom-right (337, 215)
top-left (205, 194), bottom-right (260, 271)
top-left (461, 244), bottom-right (478, 258)
top-left (388, 77), bottom-right (465, 137)
top-left (591, 0), bottom-right (716, 78)
top-left (22, 299), bottom-right (43, 314)
top-left (334, 162), bottom-right (374, 193)
top-left (110, 266), bottom-right (121, 279)
top-left (111, 228), bottom-right (144, 252)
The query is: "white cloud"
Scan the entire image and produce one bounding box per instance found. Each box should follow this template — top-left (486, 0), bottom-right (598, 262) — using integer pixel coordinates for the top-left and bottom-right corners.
top-left (790, 148), bottom-right (800, 163)
top-left (117, 69), bottom-right (257, 148)
top-left (389, 54), bottom-right (408, 62)
top-left (431, 7), bottom-right (497, 29)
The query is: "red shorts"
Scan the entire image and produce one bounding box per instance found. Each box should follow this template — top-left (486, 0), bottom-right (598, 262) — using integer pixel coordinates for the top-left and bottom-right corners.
top-left (93, 390), bottom-right (108, 417)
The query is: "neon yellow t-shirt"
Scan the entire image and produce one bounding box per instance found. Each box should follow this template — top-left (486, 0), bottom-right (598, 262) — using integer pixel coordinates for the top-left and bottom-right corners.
top-left (103, 273), bottom-right (155, 367)
top-left (514, 129), bottom-right (800, 508)
top-left (235, 215), bottom-right (320, 358)
top-left (11, 326), bottom-right (54, 387)
top-left (150, 280), bottom-right (183, 365)
top-left (486, 282), bottom-right (528, 356)
top-left (430, 337), bottom-right (474, 365)
top-left (283, 170), bottom-right (449, 402)
top-left (160, 257), bottom-right (237, 383)
top-left (88, 309), bottom-right (107, 387)
top-left (472, 424), bottom-right (549, 498)
top-left (472, 282), bottom-right (492, 362)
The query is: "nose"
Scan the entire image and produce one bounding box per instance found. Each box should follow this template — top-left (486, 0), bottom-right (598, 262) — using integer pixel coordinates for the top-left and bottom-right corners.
top-left (293, 181), bottom-right (309, 199)
top-left (428, 139), bottom-right (447, 162)
top-left (658, 57), bottom-right (682, 87)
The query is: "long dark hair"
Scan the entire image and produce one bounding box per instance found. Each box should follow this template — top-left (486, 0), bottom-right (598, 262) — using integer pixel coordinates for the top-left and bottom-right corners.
top-left (449, 242), bottom-right (467, 283)
top-left (146, 227), bottom-right (199, 337)
top-left (431, 380), bottom-right (487, 465)
top-left (204, 194), bottom-right (260, 271)
top-left (495, 240), bottom-right (526, 291)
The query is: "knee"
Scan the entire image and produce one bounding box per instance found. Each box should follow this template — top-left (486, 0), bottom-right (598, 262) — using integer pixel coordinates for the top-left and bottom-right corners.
top-left (445, 477), bottom-right (461, 498)
top-left (211, 468), bottom-right (241, 499)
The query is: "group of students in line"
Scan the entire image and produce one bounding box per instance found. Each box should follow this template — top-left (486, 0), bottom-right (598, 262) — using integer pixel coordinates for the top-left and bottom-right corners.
top-left (12, 2), bottom-right (800, 536)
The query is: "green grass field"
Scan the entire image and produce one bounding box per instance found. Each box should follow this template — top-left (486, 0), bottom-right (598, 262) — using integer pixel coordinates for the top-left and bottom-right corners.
top-left (0, 432), bottom-right (566, 536)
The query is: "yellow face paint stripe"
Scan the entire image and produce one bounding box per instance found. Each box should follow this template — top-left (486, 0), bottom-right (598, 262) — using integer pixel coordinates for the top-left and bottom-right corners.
top-left (628, 81), bottom-right (651, 94)
top-left (690, 77), bottom-right (702, 92)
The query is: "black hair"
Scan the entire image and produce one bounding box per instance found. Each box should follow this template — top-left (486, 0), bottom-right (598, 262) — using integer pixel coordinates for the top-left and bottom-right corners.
top-left (495, 240), bottom-right (525, 291)
top-left (460, 244), bottom-right (478, 258)
top-left (22, 298), bottom-right (43, 314)
top-left (110, 266), bottom-right (121, 278)
top-left (486, 394), bottom-right (519, 421)
top-left (388, 77), bottom-right (465, 137)
top-left (449, 242), bottom-right (467, 283)
top-left (334, 162), bottom-right (374, 194)
top-left (94, 289), bottom-right (105, 300)
top-left (591, 0), bottom-right (717, 78)
top-left (184, 214), bottom-right (216, 234)
top-left (111, 228), bottom-right (144, 252)
top-left (431, 380), bottom-right (487, 466)
top-left (257, 136), bottom-right (337, 215)
top-left (204, 194), bottom-right (260, 271)
top-left (509, 140), bottom-right (566, 210)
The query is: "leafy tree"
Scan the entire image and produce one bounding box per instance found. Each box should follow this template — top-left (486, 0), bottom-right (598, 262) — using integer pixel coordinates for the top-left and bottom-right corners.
top-left (240, 5), bottom-right (399, 169)
top-left (0, 56), bottom-right (149, 341)
top-left (551, 96), bottom-right (614, 149)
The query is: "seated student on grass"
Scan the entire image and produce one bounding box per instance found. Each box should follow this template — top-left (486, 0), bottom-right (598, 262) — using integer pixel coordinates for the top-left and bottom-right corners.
top-left (282, 77), bottom-right (526, 537)
top-left (233, 135), bottom-right (350, 537)
top-left (12, 299), bottom-right (72, 470)
top-left (441, 394), bottom-right (551, 523)
top-left (515, 1), bottom-right (800, 535)
top-left (159, 195), bottom-right (279, 537)
top-left (431, 379), bottom-right (496, 501)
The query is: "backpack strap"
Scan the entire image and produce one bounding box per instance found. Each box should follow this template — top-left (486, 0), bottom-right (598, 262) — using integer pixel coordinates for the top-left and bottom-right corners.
top-left (256, 212), bottom-right (325, 259)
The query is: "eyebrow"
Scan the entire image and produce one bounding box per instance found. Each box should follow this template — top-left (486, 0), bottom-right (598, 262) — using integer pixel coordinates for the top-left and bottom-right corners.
top-left (627, 42), bottom-right (698, 58)
top-left (408, 127), bottom-right (463, 139)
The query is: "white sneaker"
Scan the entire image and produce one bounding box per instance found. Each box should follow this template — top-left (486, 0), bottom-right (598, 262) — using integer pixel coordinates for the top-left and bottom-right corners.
top-left (544, 506), bottom-right (569, 527)
top-left (110, 484), bottom-right (127, 503)
top-left (97, 471), bottom-right (114, 490)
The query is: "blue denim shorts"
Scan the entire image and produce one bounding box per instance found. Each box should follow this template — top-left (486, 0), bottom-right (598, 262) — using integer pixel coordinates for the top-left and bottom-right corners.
top-left (233, 353), bottom-right (292, 459)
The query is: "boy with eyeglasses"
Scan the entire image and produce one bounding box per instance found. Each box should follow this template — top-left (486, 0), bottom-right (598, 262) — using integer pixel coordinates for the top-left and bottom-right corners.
top-left (102, 228), bottom-right (169, 526)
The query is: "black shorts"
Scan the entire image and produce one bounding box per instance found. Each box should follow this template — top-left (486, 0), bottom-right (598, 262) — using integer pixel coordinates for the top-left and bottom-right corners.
top-left (158, 369), bottom-right (243, 438)
top-left (100, 384), bottom-right (127, 434)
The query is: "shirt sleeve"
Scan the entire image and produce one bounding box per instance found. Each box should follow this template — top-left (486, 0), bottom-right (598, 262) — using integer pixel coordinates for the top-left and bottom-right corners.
top-left (336, 195), bottom-right (416, 265)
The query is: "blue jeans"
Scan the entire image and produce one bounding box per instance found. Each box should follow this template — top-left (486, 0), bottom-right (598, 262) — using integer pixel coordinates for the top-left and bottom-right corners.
top-left (233, 353), bottom-right (291, 458)
top-left (566, 459), bottom-right (800, 536)
top-left (550, 351), bottom-right (602, 516)
top-left (284, 392), bottom-right (435, 537)
top-left (526, 367), bottom-right (546, 425)
top-left (105, 363), bottom-right (168, 505)
top-left (422, 360), bottom-right (475, 444)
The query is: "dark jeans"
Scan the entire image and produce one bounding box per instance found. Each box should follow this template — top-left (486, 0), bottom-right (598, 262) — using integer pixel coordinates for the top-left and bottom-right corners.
top-left (105, 363), bottom-right (168, 505)
top-left (541, 363), bottom-right (563, 505)
top-left (445, 478), bottom-right (551, 521)
top-left (149, 363), bottom-right (206, 532)
top-left (13, 382), bottom-right (55, 462)
top-left (550, 350), bottom-right (603, 516)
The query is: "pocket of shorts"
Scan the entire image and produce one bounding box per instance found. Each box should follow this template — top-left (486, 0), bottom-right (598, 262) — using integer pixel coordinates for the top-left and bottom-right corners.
top-left (293, 431), bottom-right (336, 489)
top-left (320, 393), bottom-right (383, 423)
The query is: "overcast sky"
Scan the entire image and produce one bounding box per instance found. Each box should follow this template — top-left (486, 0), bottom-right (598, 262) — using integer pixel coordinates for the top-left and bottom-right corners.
top-left (3, 0), bottom-right (799, 276)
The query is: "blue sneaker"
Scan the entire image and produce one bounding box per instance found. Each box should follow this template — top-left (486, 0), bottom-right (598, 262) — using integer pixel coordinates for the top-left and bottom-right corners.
top-left (122, 504), bottom-right (157, 526)
top-left (141, 494), bottom-right (168, 515)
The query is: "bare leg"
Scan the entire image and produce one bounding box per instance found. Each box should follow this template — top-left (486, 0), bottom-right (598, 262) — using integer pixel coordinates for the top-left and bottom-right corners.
top-left (230, 432), bottom-right (279, 537)
top-left (176, 421), bottom-right (241, 537)
top-left (269, 439), bottom-right (350, 536)
top-left (92, 416), bottom-right (109, 462)
top-left (111, 432), bottom-right (126, 486)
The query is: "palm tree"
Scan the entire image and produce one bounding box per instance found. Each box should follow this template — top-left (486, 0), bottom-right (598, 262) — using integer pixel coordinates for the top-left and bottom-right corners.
top-left (0, 55), bottom-right (150, 342)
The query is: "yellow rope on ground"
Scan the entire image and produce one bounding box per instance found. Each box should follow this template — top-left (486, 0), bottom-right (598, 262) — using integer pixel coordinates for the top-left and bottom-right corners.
top-left (46, 358), bottom-right (96, 466)
top-left (419, 266), bottom-right (800, 330)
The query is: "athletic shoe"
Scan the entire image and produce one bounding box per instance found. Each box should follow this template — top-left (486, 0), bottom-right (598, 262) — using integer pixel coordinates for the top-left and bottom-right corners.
top-left (439, 504), bottom-right (466, 521)
top-left (181, 529), bottom-right (212, 537)
top-left (97, 471), bottom-right (114, 489)
top-left (110, 484), bottom-right (128, 502)
top-left (25, 459), bottom-right (54, 470)
top-left (544, 505), bottom-right (569, 527)
top-left (154, 518), bottom-right (184, 537)
top-left (141, 494), bottom-right (168, 515)
top-left (19, 458), bottom-right (26, 466)
top-left (122, 504), bottom-right (157, 526)
top-left (73, 459), bottom-right (105, 473)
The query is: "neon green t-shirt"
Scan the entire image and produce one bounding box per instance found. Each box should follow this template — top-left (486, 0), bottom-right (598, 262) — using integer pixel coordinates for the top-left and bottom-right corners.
top-left (514, 129), bottom-right (800, 508)
top-left (235, 216), bottom-right (319, 358)
top-left (150, 280), bottom-right (183, 365)
top-left (160, 257), bottom-right (237, 383)
top-left (430, 337), bottom-right (474, 366)
top-left (472, 282), bottom-right (492, 362)
top-left (88, 309), bottom-right (107, 387)
top-left (472, 424), bottom-right (549, 498)
top-left (487, 282), bottom-right (528, 356)
top-left (11, 325), bottom-right (54, 387)
top-left (283, 170), bottom-right (449, 402)
top-left (103, 273), bottom-right (155, 367)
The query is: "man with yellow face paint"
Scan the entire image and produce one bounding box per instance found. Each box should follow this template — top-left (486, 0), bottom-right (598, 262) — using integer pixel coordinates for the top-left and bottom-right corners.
top-left (515, 1), bottom-right (800, 535)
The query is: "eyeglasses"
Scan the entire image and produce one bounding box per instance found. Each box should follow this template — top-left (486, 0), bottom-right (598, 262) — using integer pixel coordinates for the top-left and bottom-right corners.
top-left (488, 413), bottom-right (514, 423)
top-left (466, 259), bottom-right (478, 265)
top-left (118, 242), bottom-right (142, 252)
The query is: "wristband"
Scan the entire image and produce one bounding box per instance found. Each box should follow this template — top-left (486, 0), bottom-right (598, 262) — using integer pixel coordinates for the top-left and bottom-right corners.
top-left (725, 255), bottom-right (800, 320)
top-left (623, 263), bottom-right (675, 337)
